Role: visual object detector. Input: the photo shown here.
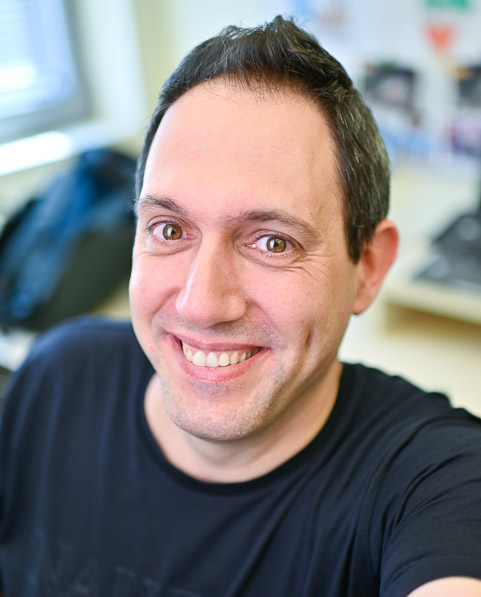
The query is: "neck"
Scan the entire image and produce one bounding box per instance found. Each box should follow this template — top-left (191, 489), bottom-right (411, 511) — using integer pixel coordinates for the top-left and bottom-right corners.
top-left (144, 361), bottom-right (342, 483)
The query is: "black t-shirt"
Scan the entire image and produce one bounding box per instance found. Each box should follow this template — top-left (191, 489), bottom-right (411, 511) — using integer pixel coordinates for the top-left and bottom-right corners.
top-left (1, 317), bottom-right (481, 596)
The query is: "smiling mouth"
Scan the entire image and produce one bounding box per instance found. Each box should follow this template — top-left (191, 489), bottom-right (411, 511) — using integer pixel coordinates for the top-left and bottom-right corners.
top-left (181, 342), bottom-right (261, 368)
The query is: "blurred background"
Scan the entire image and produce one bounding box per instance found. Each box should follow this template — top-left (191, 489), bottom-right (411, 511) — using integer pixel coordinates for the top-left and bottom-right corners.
top-left (0, 0), bottom-right (480, 413)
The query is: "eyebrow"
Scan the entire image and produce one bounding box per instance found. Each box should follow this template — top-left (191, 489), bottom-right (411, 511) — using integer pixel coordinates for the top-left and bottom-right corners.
top-left (137, 194), bottom-right (189, 217)
top-left (137, 194), bottom-right (321, 243)
top-left (226, 210), bottom-right (321, 243)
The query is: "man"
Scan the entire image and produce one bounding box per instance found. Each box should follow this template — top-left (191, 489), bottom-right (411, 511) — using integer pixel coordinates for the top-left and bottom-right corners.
top-left (1, 16), bottom-right (480, 597)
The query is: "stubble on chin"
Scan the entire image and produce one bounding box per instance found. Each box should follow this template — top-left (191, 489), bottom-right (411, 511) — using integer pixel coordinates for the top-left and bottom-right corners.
top-left (153, 366), bottom-right (286, 443)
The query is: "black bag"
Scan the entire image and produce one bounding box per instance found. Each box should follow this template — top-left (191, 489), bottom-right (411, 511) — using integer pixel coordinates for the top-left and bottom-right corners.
top-left (0, 148), bottom-right (136, 331)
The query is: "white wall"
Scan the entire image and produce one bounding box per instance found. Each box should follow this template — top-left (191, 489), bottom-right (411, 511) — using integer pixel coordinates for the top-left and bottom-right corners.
top-left (132, 0), bottom-right (293, 116)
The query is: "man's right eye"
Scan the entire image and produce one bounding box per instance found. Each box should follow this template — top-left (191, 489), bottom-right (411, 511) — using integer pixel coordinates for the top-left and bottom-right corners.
top-left (153, 223), bottom-right (183, 240)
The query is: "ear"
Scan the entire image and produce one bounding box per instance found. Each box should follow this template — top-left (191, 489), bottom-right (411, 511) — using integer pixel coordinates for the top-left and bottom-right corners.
top-left (352, 219), bottom-right (399, 316)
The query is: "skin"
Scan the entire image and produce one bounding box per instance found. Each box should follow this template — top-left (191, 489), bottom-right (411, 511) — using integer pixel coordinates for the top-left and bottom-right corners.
top-left (408, 577), bottom-right (481, 596)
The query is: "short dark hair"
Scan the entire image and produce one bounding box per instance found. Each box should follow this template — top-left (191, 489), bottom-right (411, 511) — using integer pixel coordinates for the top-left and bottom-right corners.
top-left (136, 15), bottom-right (390, 263)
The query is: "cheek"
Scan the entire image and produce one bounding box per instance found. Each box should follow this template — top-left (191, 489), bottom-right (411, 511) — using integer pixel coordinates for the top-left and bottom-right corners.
top-left (250, 271), bottom-right (320, 340)
top-left (129, 254), bottom-right (181, 317)
top-left (264, 264), bottom-right (355, 346)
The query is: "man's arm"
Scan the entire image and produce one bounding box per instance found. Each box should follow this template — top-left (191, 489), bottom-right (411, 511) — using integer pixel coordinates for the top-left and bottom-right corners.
top-left (408, 577), bottom-right (481, 596)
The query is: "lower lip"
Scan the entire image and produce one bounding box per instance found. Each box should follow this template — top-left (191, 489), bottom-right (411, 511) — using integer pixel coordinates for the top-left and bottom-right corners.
top-left (168, 335), bottom-right (265, 382)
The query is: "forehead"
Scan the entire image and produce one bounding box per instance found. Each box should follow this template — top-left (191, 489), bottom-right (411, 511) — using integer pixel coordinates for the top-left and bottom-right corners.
top-left (141, 81), bottom-right (342, 223)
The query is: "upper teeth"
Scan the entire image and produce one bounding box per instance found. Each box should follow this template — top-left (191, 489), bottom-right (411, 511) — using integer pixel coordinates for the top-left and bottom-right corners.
top-left (182, 344), bottom-right (259, 368)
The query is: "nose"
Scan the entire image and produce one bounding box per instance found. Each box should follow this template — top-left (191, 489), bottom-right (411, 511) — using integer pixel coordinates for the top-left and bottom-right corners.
top-left (175, 240), bottom-right (248, 329)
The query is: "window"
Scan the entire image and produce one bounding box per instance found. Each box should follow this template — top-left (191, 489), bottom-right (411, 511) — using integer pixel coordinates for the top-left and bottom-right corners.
top-left (0, 0), bottom-right (89, 144)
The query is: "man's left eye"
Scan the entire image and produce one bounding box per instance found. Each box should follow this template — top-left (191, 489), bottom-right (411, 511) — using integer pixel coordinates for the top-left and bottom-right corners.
top-left (257, 235), bottom-right (288, 253)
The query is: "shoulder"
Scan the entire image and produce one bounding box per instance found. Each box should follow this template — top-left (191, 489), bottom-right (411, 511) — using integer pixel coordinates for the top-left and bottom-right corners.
top-left (338, 363), bottom-right (478, 453)
top-left (341, 366), bottom-right (481, 596)
top-left (27, 315), bottom-right (138, 361)
top-left (340, 362), bottom-right (478, 430)
top-left (1, 317), bottom-right (152, 473)
top-left (16, 315), bottom-right (147, 379)
top-left (336, 364), bottom-right (481, 504)
top-left (3, 316), bottom-right (150, 421)
top-left (343, 362), bottom-right (481, 475)
top-left (341, 363), bottom-right (481, 541)
top-left (337, 365), bottom-right (481, 596)
top-left (342, 362), bottom-right (448, 407)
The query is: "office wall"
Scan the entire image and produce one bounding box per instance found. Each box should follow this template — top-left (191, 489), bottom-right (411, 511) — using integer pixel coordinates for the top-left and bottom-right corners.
top-left (132, 0), bottom-right (291, 116)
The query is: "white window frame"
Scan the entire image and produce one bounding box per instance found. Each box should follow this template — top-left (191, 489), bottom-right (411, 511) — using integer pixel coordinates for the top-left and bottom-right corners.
top-left (0, 0), bottom-right (146, 177)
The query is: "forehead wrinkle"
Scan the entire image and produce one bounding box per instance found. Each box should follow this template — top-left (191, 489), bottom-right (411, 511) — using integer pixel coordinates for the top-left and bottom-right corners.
top-left (226, 209), bottom-right (321, 243)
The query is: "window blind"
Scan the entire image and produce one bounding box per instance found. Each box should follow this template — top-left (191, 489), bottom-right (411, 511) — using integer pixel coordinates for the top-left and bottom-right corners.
top-left (0, 0), bottom-right (89, 143)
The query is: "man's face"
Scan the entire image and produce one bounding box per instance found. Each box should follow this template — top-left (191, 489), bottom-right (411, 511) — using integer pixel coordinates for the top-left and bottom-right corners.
top-left (130, 81), bottom-right (363, 443)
